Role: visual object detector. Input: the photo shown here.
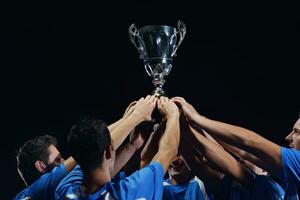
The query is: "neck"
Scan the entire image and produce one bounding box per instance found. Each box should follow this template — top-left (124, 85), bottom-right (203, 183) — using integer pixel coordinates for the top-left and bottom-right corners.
top-left (170, 175), bottom-right (190, 185)
top-left (82, 166), bottom-right (111, 194)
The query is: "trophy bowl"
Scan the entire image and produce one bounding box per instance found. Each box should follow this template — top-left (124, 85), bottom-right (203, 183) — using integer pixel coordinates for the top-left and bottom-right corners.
top-left (129, 21), bottom-right (186, 96)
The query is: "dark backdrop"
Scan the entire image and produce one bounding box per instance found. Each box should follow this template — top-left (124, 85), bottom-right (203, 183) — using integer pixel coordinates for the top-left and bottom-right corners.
top-left (1, 1), bottom-right (300, 199)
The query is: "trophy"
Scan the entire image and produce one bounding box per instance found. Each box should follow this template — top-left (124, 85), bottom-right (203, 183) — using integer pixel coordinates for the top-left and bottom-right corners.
top-left (129, 20), bottom-right (186, 96)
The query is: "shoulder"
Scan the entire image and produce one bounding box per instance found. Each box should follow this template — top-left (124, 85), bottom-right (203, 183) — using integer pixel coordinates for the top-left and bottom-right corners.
top-left (112, 162), bottom-right (165, 199)
top-left (55, 165), bottom-right (83, 199)
top-left (279, 147), bottom-right (300, 182)
top-left (14, 188), bottom-right (29, 200)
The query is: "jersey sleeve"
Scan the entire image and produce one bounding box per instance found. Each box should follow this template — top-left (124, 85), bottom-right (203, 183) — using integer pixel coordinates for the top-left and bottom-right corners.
top-left (114, 161), bottom-right (164, 200)
top-left (22, 163), bottom-right (68, 199)
top-left (278, 147), bottom-right (300, 184)
top-left (55, 165), bottom-right (83, 200)
top-left (252, 175), bottom-right (285, 200)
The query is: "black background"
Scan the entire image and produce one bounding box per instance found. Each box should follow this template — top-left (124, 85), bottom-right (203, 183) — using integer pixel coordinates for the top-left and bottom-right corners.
top-left (1, 1), bottom-right (300, 199)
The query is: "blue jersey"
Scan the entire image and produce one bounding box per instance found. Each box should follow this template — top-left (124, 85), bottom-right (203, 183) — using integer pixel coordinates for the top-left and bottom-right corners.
top-left (162, 177), bottom-right (208, 200)
top-left (221, 173), bottom-right (285, 200)
top-left (55, 162), bottom-right (164, 200)
top-left (14, 163), bottom-right (68, 200)
top-left (274, 147), bottom-right (300, 200)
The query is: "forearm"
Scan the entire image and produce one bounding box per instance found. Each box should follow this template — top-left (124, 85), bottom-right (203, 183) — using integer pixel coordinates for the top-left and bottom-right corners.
top-left (108, 118), bottom-right (123, 132)
top-left (112, 143), bottom-right (137, 177)
top-left (140, 125), bottom-right (163, 168)
top-left (110, 113), bottom-right (142, 150)
top-left (152, 115), bottom-right (180, 172)
top-left (190, 128), bottom-right (253, 186)
top-left (217, 139), bottom-right (267, 170)
top-left (191, 114), bottom-right (281, 168)
top-left (160, 116), bottom-right (180, 155)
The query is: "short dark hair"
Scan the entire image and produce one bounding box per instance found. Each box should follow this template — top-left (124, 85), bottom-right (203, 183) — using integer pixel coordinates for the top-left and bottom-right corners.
top-left (17, 135), bottom-right (58, 186)
top-left (68, 117), bottom-right (111, 174)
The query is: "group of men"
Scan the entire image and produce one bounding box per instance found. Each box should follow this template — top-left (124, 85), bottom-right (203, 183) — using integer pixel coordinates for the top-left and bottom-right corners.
top-left (14, 95), bottom-right (300, 199)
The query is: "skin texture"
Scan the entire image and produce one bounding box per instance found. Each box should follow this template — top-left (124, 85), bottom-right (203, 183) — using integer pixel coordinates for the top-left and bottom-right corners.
top-left (285, 118), bottom-right (300, 150)
top-left (168, 155), bottom-right (192, 185)
top-left (46, 145), bottom-right (64, 170)
top-left (152, 97), bottom-right (181, 173)
top-left (171, 97), bottom-right (297, 176)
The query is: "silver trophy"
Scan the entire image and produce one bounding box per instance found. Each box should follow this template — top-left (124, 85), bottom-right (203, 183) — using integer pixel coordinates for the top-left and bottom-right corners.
top-left (129, 21), bottom-right (186, 96)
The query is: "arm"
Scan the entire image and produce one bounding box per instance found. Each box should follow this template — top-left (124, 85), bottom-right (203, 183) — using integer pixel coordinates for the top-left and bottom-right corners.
top-left (202, 129), bottom-right (268, 171)
top-left (152, 97), bottom-right (180, 173)
top-left (140, 123), bottom-right (164, 168)
top-left (110, 96), bottom-right (156, 150)
top-left (172, 97), bottom-right (282, 173)
top-left (112, 124), bottom-right (151, 177)
top-left (189, 126), bottom-right (253, 186)
top-left (108, 101), bottom-right (137, 132)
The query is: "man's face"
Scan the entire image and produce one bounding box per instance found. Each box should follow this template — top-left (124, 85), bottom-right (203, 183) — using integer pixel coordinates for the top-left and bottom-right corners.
top-left (168, 155), bottom-right (191, 180)
top-left (285, 118), bottom-right (300, 150)
top-left (46, 145), bottom-right (64, 171)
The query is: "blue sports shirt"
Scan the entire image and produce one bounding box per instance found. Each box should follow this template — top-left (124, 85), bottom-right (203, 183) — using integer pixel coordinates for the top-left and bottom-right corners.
top-left (55, 162), bottom-right (164, 200)
top-left (14, 163), bottom-right (68, 200)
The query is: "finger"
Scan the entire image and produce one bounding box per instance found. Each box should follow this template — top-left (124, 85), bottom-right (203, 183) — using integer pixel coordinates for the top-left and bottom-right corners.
top-left (145, 95), bottom-right (151, 100)
top-left (157, 98), bottom-right (162, 107)
top-left (149, 95), bottom-right (155, 102)
top-left (161, 96), bottom-right (166, 103)
top-left (171, 96), bottom-right (186, 102)
top-left (127, 101), bottom-right (137, 109)
top-left (138, 97), bottom-right (145, 102)
top-left (151, 98), bottom-right (157, 107)
top-left (171, 98), bottom-right (184, 104)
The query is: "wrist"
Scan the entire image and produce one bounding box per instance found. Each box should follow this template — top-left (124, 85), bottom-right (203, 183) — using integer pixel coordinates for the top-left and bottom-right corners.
top-left (166, 112), bottom-right (180, 120)
top-left (126, 111), bottom-right (144, 126)
top-left (189, 114), bottom-right (206, 129)
top-left (127, 142), bottom-right (139, 152)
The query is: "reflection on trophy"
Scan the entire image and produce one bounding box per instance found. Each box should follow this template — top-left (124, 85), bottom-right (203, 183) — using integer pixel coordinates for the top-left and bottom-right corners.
top-left (129, 21), bottom-right (186, 96)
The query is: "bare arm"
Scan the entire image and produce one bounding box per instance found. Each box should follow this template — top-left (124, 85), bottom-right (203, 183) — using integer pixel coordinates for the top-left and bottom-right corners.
top-left (140, 123), bottom-right (164, 168)
top-left (112, 123), bottom-right (152, 177)
top-left (152, 97), bottom-right (180, 173)
top-left (111, 141), bottom-right (138, 177)
top-left (189, 127), bottom-right (254, 186)
top-left (108, 101), bottom-right (137, 132)
top-left (172, 97), bottom-right (282, 173)
top-left (110, 96), bottom-right (156, 150)
top-left (203, 130), bottom-right (268, 170)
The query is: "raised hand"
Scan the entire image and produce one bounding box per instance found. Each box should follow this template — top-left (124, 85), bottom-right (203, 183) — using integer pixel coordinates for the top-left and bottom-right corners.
top-left (123, 101), bottom-right (137, 119)
top-left (132, 95), bottom-right (157, 122)
top-left (157, 96), bottom-right (179, 119)
top-left (171, 97), bottom-right (200, 122)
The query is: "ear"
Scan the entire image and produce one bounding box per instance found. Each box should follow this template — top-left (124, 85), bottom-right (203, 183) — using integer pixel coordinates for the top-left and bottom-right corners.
top-left (105, 145), bottom-right (112, 160)
top-left (35, 160), bottom-right (47, 173)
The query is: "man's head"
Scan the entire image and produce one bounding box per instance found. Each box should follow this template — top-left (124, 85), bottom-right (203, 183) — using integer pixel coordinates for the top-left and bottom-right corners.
top-left (68, 117), bottom-right (113, 175)
top-left (285, 116), bottom-right (300, 150)
top-left (17, 135), bottom-right (64, 186)
top-left (168, 154), bottom-right (192, 183)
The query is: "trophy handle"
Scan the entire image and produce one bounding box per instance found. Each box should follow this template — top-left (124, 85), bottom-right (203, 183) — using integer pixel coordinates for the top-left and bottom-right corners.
top-left (145, 64), bottom-right (154, 77)
top-left (129, 23), bottom-right (145, 59)
top-left (171, 20), bottom-right (186, 57)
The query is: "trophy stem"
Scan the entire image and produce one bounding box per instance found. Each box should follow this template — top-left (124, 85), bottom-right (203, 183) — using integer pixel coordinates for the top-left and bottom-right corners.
top-left (153, 86), bottom-right (166, 97)
top-left (152, 74), bottom-right (167, 96)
